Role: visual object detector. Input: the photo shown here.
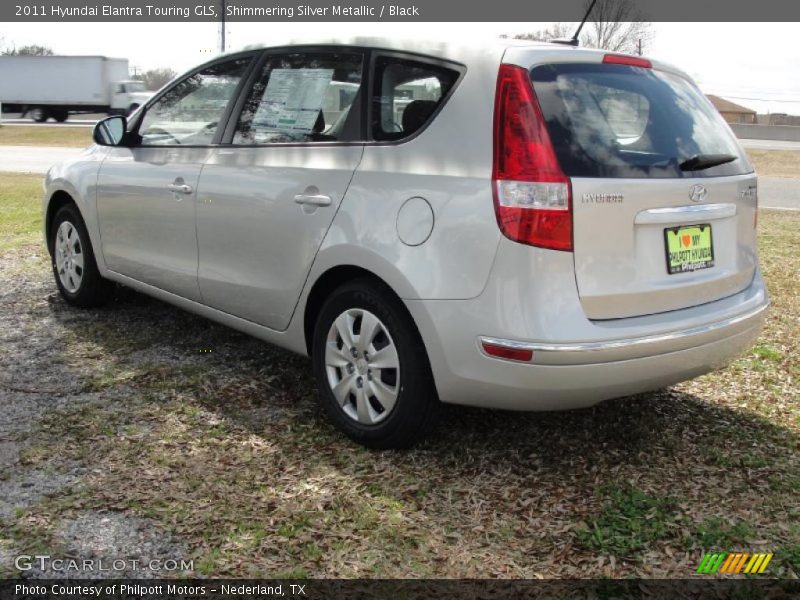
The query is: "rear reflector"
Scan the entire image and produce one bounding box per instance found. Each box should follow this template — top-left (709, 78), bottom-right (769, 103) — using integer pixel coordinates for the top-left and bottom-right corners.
top-left (492, 64), bottom-right (572, 251)
top-left (602, 54), bottom-right (652, 68)
top-left (481, 340), bottom-right (533, 362)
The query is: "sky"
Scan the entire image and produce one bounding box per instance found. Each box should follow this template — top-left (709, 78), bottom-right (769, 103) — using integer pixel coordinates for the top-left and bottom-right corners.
top-left (2, 21), bottom-right (799, 115)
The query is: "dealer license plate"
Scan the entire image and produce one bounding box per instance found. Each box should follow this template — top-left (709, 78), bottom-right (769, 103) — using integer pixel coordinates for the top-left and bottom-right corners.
top-left (664, 224), bottom-right (714, 274)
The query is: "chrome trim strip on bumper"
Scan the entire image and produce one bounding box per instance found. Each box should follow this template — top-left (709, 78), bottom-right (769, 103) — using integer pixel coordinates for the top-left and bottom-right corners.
top-left (479, 300), bottom-right (769, 356)
top-left (634, 202), bottom-right (737, 225)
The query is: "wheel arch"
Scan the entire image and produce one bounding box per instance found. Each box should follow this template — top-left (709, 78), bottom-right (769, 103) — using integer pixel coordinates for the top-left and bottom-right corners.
top-left (45, 190), bottom-right (79, 254)
top-left (302, 264), bottom-right (425, 359)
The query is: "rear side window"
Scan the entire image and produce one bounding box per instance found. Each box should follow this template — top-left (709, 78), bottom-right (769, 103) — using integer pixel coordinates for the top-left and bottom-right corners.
top-left (372, 56), bottom-right (460, 142)
top-left (530, 63), bottom-right (751, 178)
top-left (234, 51), bottom-right (364, 144)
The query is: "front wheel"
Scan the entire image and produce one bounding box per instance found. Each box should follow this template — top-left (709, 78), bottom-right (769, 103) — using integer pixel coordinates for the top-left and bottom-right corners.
top-left (312, 279), bottom-right (438, 449)
top-left (50, 204), bottom-right (113, 308)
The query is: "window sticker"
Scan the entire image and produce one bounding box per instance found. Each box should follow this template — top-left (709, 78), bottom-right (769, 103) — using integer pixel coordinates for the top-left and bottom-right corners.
top-left (253, 68), bottom-right (334, 133)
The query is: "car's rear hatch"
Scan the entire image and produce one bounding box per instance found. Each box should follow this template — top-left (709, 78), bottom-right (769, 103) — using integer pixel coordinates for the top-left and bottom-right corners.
top-left (529, 58), bottom-right (758, 319)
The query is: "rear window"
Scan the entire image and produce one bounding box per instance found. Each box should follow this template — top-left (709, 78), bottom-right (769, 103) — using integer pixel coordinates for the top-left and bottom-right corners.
top-left (372, 56), bottom-right (460, 142)
top-left (530, 63), bottom-right (752, 178)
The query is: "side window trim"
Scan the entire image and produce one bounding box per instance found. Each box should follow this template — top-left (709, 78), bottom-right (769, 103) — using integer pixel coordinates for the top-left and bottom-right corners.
top-left (366, 51), bottom-right (466, 145)
top-left (220, 45), bottom-right (369, 147)
top-left (127, 50), bottom-right (260, 148)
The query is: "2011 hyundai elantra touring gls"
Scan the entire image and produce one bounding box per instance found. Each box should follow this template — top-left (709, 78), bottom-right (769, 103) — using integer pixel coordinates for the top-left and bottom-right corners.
top-left (43, 37), bottom-right (769, 448)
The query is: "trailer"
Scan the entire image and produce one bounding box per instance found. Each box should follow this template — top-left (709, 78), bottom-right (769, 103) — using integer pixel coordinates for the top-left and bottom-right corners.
top-left (0, 55), bottom-right (153, 122)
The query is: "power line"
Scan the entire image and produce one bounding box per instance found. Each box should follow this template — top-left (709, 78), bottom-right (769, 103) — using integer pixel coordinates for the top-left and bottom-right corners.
top-left (709, 95), bottom-right (800, 104)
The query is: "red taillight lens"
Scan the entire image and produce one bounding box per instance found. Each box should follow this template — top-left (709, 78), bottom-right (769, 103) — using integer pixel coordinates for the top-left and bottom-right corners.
top-left (602, 54), bottom-right (652, 68)
top-left (492, 64), bottom-right (572, 251)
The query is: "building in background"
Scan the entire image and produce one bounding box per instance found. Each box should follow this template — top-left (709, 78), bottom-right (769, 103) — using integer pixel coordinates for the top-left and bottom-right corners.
top-left (757, 112), bottom-right (800, 126)
top-left (706, 95), bottom-right (757, 124)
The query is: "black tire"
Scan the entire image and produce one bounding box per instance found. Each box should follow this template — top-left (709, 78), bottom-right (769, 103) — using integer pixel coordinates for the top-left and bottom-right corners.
top-left (49, 204), bottom-right (113, 308)
top-left (31, 107), bottom-right (49, 123)
top-left (312, 279), bottom-right (438, 449)
top-left (127, 104), bottom-right (140, 116)
top-left (53, 110), bottom-right (69, 123)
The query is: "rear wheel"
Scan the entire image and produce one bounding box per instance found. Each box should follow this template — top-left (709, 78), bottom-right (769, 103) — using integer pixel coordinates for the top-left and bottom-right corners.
top-left (30, 107), bottom-right (49, 123)
top-left (53, 109), bottom-right (69, 123)
top-left (50, 204), bottom-right (113, 308)
top-left (312, 279), bottom-right (438, 449)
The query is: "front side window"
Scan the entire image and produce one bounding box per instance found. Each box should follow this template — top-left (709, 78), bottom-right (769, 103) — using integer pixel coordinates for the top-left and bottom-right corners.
top-left (234, 51), bottom-right (364, 144)
top-left (138, 56), bottom-right (252, 146)
top-left (371, 56), bottom-right (460, 141)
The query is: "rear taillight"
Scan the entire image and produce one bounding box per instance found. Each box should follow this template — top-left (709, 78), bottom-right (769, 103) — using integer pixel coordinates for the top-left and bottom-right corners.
top-left (492, 64), bottom-right (572, 251)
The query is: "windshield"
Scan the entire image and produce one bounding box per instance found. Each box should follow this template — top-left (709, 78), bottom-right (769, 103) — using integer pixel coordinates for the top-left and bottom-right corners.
top-left (126, 81), bottom-right (147, 93)
top-left (530, 63), bottom-right (752, 178)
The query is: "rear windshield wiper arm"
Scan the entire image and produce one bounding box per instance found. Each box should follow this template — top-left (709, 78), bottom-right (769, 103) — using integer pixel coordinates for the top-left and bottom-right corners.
top-left (679, 153), bottom-right (737, 171)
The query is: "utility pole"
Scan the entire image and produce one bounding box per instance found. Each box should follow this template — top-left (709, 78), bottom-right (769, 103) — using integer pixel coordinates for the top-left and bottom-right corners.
top-left (220, 0), bottom-right (226, 53)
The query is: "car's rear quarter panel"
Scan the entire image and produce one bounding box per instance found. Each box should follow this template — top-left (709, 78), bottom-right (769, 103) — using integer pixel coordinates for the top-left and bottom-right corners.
top-left (312, 43), bottom-right (504, 301)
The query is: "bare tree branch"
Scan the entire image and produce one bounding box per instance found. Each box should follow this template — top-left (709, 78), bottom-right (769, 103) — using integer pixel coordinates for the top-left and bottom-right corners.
top-left (507, 0), bottom-right (652, 55)
top-left (509, 23), bottom-right (573, 43)
top-left (582, 0), bottom-right (652, 55)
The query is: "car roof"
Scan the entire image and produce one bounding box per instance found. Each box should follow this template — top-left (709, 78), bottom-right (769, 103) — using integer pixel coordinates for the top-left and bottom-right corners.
top-left (221, 36), bottom-right (688, 81)
top-left (233, 35), bottom-right (593, 62)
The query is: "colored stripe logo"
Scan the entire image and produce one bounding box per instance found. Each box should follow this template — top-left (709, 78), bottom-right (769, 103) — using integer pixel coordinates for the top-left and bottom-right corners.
top-left (696, 552), bottom-right (773, 574)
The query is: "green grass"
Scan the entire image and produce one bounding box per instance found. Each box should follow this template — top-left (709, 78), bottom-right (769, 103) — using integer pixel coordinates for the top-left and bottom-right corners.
top-left (777, 543), bottom-right (800, 572)
top-left (576, 485), bottom-right (677, 556)
top-left (691, 517), bottom-right (755, 550)
top-left (0, 124), bottom-right (92, 147)
top-left (0, 173), bottom-right (43, 251)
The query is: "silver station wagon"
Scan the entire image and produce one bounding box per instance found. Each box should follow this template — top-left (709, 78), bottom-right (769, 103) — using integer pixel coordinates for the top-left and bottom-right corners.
top-left (44, 37), bottom-right (769, 448)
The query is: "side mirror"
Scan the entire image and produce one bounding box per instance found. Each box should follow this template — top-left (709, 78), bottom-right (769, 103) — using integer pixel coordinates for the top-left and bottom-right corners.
top-left (93, 115), bottom-right (127, 146)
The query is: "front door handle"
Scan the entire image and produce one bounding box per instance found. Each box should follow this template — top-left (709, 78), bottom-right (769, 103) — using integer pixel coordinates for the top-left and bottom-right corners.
top-left (294, 193), bottom-right (332, 207)
top-left (168, 182), bottom-right (193, 194)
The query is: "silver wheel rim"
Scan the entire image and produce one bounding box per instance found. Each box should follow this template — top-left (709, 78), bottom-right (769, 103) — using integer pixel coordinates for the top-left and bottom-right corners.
top-left (54, 221), bottom-right (84, 293)
top-left (325, 308), bottom-right (400, 425)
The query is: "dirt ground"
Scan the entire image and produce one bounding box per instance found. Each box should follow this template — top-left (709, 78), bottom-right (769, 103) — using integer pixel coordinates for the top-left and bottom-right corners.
top-left (0, 179), bottom-right (798, 578)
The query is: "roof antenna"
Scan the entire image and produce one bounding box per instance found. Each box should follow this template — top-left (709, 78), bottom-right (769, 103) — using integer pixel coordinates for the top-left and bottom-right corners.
top-left (551, 0), bottom-right (598, 47)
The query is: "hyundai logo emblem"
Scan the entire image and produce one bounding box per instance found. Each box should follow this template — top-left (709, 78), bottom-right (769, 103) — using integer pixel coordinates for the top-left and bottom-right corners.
top-left (689, 184), bottom-right (708, 202)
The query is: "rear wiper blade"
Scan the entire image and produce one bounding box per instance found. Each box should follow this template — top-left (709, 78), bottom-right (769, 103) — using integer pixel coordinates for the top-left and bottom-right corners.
top-left (679, 153), bottom-right (737, 171)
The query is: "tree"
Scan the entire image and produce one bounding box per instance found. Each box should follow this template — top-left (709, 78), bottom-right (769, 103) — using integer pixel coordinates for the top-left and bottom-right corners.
top-left (3, 44), bottom-right (54, 56)
top-left (581, 0), bottom-right (652, 55)
top-left (508, 0), bottom-right (652, 55)
top-left (509, 23), bottom-right (572, 43)
top-left (137, 68), bottom-right (178, 91)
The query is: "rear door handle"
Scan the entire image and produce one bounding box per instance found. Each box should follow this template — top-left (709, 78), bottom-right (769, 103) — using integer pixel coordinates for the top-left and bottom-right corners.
top-left (168, 183), bottom-right (193, 194)
top-left (294, 193), bottom-right (332, 207)
top-left (634, 202), bottom-right (736, 225)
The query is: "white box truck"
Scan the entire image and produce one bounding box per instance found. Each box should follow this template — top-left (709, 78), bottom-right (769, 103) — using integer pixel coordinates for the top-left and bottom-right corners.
top-left (0, 55), bottom-right (153, 122)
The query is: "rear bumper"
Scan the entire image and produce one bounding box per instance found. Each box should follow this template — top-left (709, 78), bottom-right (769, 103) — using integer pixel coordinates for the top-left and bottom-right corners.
top-left (478, 300), bottom-right (769, 366)
top-left (405, 245), bottom-right (769, 410)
